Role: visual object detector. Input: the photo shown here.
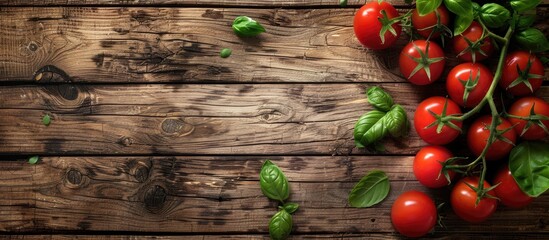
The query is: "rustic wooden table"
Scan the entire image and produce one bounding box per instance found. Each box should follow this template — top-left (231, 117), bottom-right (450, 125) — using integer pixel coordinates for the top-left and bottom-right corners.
top-left (0, 0), bottom-right (548, 239)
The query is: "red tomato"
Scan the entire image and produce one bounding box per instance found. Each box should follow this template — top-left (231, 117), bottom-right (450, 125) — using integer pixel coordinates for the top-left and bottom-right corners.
top-left (400, 40), bottom-right (446, 85)
top-left (414, 96), bottom-right (462, 145)
top-left (493, 165), bottom-right (533, 209)
top-left (391, 191), bottom-right (437, 237)
top-left (452, 21), bottom-right (494, 62)
top-left (354, 1), bottom-right (401, 50)
top-left (446, 63), bottom-right (494, 108)
top-left (467, 115), bottom-right (517, 161)
top-left (411, 5), bottom-right (450, 39)
top-left (414, 145), bottom-right (456, 188)
top-left (508, 97), bottom-right (549, 140)
top-left (499, 51), bottom-right (544, 96)
top-left (451, 177), bottom-right (498, 223)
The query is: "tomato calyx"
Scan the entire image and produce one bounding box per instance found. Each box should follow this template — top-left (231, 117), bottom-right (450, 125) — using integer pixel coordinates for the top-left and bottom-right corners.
top-left (463, 180), bottom-right (500, 205)
top-left (459, 69), bottom-right (481, 108)
top-left (485, 117), bottom-right (516, 147)
top-left (507, 56), bottom-right (545, 93)
top-left (506, 103), bottom-right (549, 136)
top-left (456, 35), bottom-right (489, 63)
top-left (425, 99), bottom-right (462, 133)
top-left (420, 10), bottom-right (453, 42)
top-left (378, 9), bottom-right (401, 44)
top-left (405, 41), bottom-right (445, 81)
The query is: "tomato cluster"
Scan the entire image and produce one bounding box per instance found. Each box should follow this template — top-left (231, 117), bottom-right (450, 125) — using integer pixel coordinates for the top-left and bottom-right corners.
top-left (354, 1), bottom-right (547, 238)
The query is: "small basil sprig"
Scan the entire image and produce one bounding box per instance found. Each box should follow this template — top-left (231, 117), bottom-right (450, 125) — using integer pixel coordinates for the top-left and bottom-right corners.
top-left (348, 170), bottom-right (390, 208)
top-left (259, 160), bottom-right (299, 240)
top-left (509, 142), bottom-right (549, 197)
top-left (443, 0), bottom-right (473, 35)
top-left (510, 0), bottom-right (541, 13)
top-left (354, 87), bottom-right (409, 149)
top-left (479, 3), bottom-right (510, 28)
top-left (232, 16), bottom-right (266, 37)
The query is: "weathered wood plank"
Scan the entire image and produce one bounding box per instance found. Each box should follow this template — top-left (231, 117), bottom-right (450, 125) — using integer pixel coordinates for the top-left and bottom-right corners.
top-left (0, 0), bottom-right (409, 7)
top-left (0, 156), bottom-right (547, 234)
top-left (1, 84), bottom-right (548, 155)
top-left (0, 0), bottom-right (548, 7)
top-left (0, 7), bottom-right (404, 83)
top-left (5, 234), bottom-right (549, 239)
top-left (1, 7), bottom-right (547, 83)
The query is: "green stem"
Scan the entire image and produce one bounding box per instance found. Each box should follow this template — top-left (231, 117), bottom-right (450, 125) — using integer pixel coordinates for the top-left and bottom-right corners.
top-left (478, 18), bottom-right (507, 43)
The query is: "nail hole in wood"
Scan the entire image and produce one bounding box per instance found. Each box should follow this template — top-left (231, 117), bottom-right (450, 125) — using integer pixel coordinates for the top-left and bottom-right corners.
top-left (28, 42), bottom-right (38, 51)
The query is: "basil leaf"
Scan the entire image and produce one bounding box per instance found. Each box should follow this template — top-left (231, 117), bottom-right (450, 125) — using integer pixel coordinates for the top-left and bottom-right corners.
top-left (509, 142), bottom-right (549, 197)
top-left (516, 15), bottom-right (536, 30)
top-left (339, 0), bottom-right (347, 7)
top-left (479, 3), bottom-right (510, 28)
top-left (260, 160), bottom-right (290, 202)
top-left (269, 209), bottom-right (292, 240)
top-left (220, 48), bottom-right (232, 58)
top-left (444, 0), bottom-right (473, 35)
top-left (385, 104), bottom-right (409, 138)
top-left (348, 170), bottom-right (390, 208)
top-left (453, 14), bottom-right (474, 36)
top-left (28, 156), bottom-right (40, 165)
top-left (281, 202), bottom-right (299, 214)
top-left (514, 28), bottom-right (549, 52)
top-left (353, 110), bottom-right (387, 148)
top-left (510, 0), bottom-right (541, 13)
top-left (366, 87), bottom-right (394, 112)
top-left (42, 114), bottom-right (51, 126)
top-left (417, 0), bottom-right (443, 16)
top-left (232, 16), bottom-right (266, 37)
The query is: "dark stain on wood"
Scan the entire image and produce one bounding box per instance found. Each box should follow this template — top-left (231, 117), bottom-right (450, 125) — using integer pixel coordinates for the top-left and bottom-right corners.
top-left (143, 185), bottom-right (167, 213)
top-left (238, 85), bottom-right (254, 94)
top-left (112, 28), bottom-right (129, 35)
top-left (77, 221), bottom-right (91, 230)
top-left (130, 10), bottom-right (152, 24)
top-left (312, 102), bottom-right (336, 113)
top-left (33, 65), bottom-right (71, 83)
top-left (57, 84), bottom-right (79, 100)
top-left (206, 66), bottom-right (231, 76)
top-left (288, 157), bottom-right (306, 171)
top-left (100, 40), bottom-right (117, 48)
top-left (91, 53), bottom-right (112, 68)
top-left (202, 9), bottom-right (224, 19)
top-left (44, 138), bottom-right (65, 154)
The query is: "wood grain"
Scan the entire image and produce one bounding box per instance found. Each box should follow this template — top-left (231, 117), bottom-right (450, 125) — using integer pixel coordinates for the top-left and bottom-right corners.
top-left (1, 83), bottom-right (548, 155)
top-left (0, 156), bottom-right (547, 234)
top-left (5, 234), bottom-right (549, 239)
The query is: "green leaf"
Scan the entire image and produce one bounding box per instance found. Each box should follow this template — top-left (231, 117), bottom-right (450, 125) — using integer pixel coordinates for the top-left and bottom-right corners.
top-left (232, 16), bottom-right (266, 37)
top-left (281, 202), bottom-right (299, 214)
top-left (339, 0), bottom-right (347, 7)
top-left (384, 104), bottom-right (409, 138)
top-left (444, 0), bottom-right (473, 35)
top-left (348, 170), bottom-right (390, 208)
top-left (510, 0), bottom-right (541, 13)
top-left (269, 209), bottom-right (293, 240)
top-left (516, 15), bottom-right (536, 30)
top-left (28, 156), bottom-right (40, 165)
top-left (514, 28), bottom-right (549, 52)
top-left (417, 0), bottom-right (443, 16)
top-left (479, 3), bottom-right (510, 28)
top-left (42, 114), bottom-right (51, 126)
top-left (220, 48), bottom-right (232, 58)
top-left (366, 86), bottom-right (394, 112)
top-left (353, 110), bottom-right (387, 148)
top-left (509, 142), bottom-right (549, 197)
top-left (260, 160), bottom-right (290, 202)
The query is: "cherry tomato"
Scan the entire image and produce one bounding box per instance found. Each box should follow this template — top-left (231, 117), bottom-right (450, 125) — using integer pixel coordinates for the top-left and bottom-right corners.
top-left (411, 5), bottom-right (450, 39)
top-left (414, 145), bottom-right (456, 188)
top-left (391, 191), bottom-right (437, 238)
top-left (414, 96), bottom-right (462, 145)
top-left (451, 177), bottom-right (498, 223)
top-left (446, 63), bottom-right (494, 108)
top-left (452, 21), bottom-right (494, 62)
top-left (499, 51), bottom-right (544, 96)
top-left (467, 115), bottom-right (517, 161)
top-left (399, 40), bottom-right (446, 85)
top-left (493, 165), bottom-right (533, 209)
top-left (508, 97), bottom-right (549, 140)
top-left (354, 1), bottom-right (401, 50)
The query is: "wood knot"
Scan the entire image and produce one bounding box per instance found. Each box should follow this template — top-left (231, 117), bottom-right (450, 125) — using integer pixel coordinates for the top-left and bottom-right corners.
top-left (257, 103), bottom-right (295, 123)
top-left (131, 163), bottom-right (150, 183)
top-left (65, 169), bottom-right (86, 188)
top-left (28, 41), bottom-right (39, 51)
top-left (33, 65), bottom-right (71, 83)
top-left (118, 136), bottom-right (133, 146)
top-left (57, 84), bottom-right (79, 100)
top-left (144, 185), bottom-right (167, 213)
top-left (161, 118), bottom-right (194, 136)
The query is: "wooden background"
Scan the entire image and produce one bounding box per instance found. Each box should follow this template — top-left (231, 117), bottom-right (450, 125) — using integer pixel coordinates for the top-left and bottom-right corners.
top-left (0, 0), bottom-right (548, 239)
